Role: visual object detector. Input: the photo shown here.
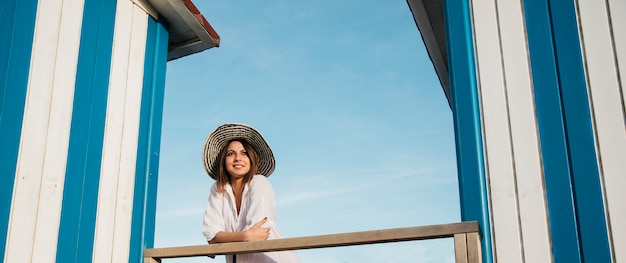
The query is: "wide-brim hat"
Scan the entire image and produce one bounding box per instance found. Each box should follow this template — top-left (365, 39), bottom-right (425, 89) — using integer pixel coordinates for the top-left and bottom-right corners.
top-left (202, 123), bottom-right (275, 180)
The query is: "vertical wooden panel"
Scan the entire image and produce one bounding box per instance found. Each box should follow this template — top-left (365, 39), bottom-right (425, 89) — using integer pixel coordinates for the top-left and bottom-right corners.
top-left (30, 0), bottom-right (84, 262)
top-left (443, 0), bottom-right (494, 260)
top-left (112, 4), bottom-right (148, 263)
top-left (549, 0), bottom-right (612, 260)
top-left (608, 0), bottom-right (625, 115)
top-left (5, 0), bottom-right (64, 262)
top-left (455, 233), bottom-right (468, 263)
top-left (55, 0), bottom-right (117, 261)
top-left (523, 0), bottom-right (583, 260)
top-left (577, 0), bottom-right (626, 261)
top-left (471, 0), bottom-right (522, 261)
top-left (92, 0), bottom-right (136, 262)
top-left (128, 17), bottom-right (169, 262)
top-left (496, 0), bottom-right (552, 261)
top-left (0, 0), bottom-right (38, 260)
top-left (607, 0), bottom-right (626, 261)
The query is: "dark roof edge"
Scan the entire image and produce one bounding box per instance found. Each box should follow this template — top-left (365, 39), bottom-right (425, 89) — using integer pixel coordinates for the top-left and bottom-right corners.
top-left (144, 0), bottom-right (221, 61)
top-left (406, 0), bottom-right (451, 107)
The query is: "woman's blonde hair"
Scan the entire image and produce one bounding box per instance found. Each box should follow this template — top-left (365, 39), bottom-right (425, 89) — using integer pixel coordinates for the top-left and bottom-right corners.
top-left (215, 139), bottom-right (260, 193)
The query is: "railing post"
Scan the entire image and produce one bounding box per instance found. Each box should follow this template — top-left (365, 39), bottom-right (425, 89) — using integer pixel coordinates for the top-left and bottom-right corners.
top-left (454, 232), bottom-right (482, 263)
top-left (454, 233), bottom-right (468, 263)
top-left (467, 232), bottom-right (481, 263)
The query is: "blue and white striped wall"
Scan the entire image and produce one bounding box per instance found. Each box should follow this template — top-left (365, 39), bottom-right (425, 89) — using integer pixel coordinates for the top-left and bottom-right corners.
top-left (443, 0), bottom-right (625, 262)
top-left (0, 0), bottom-right (168, 262)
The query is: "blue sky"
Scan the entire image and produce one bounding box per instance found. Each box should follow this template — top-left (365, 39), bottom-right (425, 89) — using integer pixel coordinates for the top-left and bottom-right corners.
top-left (154, 1), bottom-right (460, 262)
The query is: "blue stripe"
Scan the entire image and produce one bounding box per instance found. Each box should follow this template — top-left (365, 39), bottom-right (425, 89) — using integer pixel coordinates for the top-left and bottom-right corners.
top-left (144, 20), bottom-right (168, 248)
top-left (128, 17), bottom-right (168, 263)
top-left (442, 0), bottom-right (492, 262)
top-left (522, 0), bottom-right (582, 262)
top-left (0, 0), bottom-right (38, 261)
top-left (56, 0), bottom-right (117, 261)
top-left (547, 0), bottom-right (612, 261)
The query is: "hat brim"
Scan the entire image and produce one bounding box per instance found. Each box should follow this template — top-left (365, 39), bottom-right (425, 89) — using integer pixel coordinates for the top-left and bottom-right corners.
top-left (202, 123), bottom-right (275, 180)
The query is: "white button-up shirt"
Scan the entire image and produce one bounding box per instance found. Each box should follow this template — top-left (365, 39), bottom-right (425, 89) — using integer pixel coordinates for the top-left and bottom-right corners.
top-left (202, 175), bottom-right (300, 262)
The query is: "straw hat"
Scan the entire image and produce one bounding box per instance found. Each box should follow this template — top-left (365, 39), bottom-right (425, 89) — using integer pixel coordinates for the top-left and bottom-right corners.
top-left (202, 123), bottom-right (275, 180)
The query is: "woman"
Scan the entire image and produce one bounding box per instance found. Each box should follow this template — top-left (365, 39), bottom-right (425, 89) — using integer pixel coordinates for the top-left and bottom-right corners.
top-left (201, 123), bottom-right (300, 263)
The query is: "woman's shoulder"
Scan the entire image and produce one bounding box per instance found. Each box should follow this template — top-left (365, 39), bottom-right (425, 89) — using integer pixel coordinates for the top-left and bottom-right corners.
top-left (250, 174), bottom-right (270, 183)
top-left (249, 175), bottom-right (272, 188)
top-left (209, 182), bottom-right (223, 196)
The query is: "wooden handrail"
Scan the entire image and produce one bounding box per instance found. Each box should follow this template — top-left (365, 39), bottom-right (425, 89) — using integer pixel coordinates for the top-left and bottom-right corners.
top-left (144, 221), bottom-right (481, 263)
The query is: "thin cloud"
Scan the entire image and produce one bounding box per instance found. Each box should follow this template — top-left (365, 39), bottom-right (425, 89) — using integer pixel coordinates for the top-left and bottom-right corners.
top-left (277, 168), bottom-right (433, 207)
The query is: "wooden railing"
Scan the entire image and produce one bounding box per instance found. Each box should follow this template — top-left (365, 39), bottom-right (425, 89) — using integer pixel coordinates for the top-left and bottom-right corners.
top-left (144, 221), bottom-right (481, 263)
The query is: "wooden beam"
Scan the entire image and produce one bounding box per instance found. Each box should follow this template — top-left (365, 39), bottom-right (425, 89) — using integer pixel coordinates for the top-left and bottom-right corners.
top-left (467, 232), bottom-right (482, 263)
top-left (454, 233), bottom-right (468, 263)
top-left (145, 221), bottom-right (479, 259)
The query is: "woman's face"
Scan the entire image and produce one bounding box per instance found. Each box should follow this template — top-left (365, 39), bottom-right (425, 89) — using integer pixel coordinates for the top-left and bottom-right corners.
top-left (224, 140), bottom-right (251, 180)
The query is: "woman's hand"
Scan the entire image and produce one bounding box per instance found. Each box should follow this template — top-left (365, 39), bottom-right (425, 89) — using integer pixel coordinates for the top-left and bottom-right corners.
top-left (243, 217), bottom-right (270, 241)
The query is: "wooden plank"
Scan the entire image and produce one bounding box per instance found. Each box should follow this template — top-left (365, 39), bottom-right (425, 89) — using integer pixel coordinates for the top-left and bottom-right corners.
top-left (30, 0), bottom-right (84, 261)
top-left (92, 0), bottom-right (135, 261)
top-left (496, 0), bottom-right (552, 261)
top-left (454, 233), bottom-right (468, 263)
top-left (606, 0), bottom-right (626, 260)
top-left (111, 4), bottom-right (148, 263)
top-left (5, 0), bottom-right (64, 261)
top-left (471, 0), bottom-right (523, 261)
top-left (604, 0), bottom-right (626, 262)
top-left (578, 0), bottom-right (626, 262)
top-left (467, 232), bottom-right (482, 263)
top-left (609, 0), bottom-right (626, 129)
top-left (145, 222), bottom-right (479, 258)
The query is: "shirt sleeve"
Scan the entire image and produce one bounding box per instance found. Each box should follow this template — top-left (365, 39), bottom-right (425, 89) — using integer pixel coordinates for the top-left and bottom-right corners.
top-left (202, 183), bottom-right (225, 241)
top-left (243, 175), bottom-right (276, 231)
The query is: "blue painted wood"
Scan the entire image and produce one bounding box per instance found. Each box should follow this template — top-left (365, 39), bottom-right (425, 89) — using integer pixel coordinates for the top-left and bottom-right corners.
top-left (442, 0), bottom-right (492, 262)
top-left (522, 0), bottom-right (582, 262)
top-left (0, 0), bottom-right (38, 261)
top-left (127, 16), bottom-right (155, 263)
top-left (128, 16), bottom-right (168, 263)
top-left (55, 0), bottom-right (117, 261)
top-left (144, 18), bottom-right (168, 249)
top-left (547, 0), bottom-right (612, 261)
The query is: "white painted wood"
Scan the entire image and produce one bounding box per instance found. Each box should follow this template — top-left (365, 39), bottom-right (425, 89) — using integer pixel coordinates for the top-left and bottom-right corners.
top-left (92, 0), bottom-right (135, 261)
top-left (471, 0), bottom-right (523, 261)
top-left (606, 1), bottom-right (626, 261)
top-left (111, 5), bottom-right (148, 263)
top-left (496, 0), bottom-right (552, 261)
top-left (131, 0), bottom-right (158, 19)
top-left (30, 0), bottom-right (84, 262)
top-left (577, 1), bottom-right (626, 261)
top-left (5, 1), bottom-right (63, 262)
top-left (608, 0), bottom-right (626, 122)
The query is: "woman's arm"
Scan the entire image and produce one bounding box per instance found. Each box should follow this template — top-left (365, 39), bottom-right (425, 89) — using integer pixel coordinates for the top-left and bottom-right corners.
top-left (209, 217), bottom-right (270, 243)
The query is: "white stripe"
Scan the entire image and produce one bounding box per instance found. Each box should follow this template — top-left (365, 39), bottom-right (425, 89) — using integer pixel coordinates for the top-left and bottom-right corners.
top-left (471, 0), bottom-right (523, 261)
top-left (496, 0), bottom-right (551, 261)
top-left (112, 5), bottom-right (148, 263)
top-left (92, 1), bottom-right (148, 262)
top-left (606, 0), bottom-right (626, 259)
top-left (30, 0), bottom-right (84, 262)
top-left (93, 0), bottom-right (134, 261)
top-left (5, 1), bottom-right (66, 262)
top-left (577, 0), bottom-right (626, 261)
top-left (610, 0), bottom-right (626, 122)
